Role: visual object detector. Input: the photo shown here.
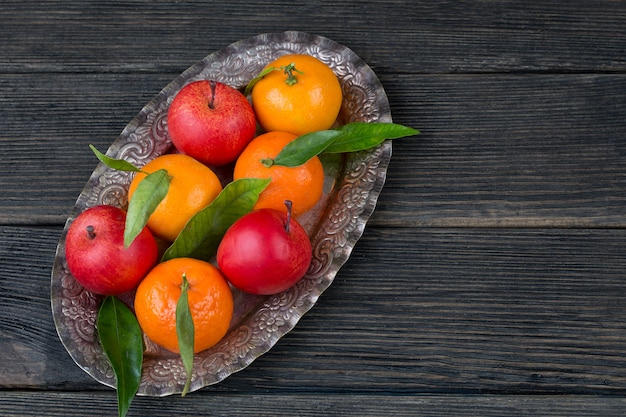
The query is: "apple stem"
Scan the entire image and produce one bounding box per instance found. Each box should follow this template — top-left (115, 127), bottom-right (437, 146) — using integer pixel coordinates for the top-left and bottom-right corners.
top-left (86, 225), bottom-right (96, 240)
top-left (284, 200), bottom-right (293, 233)
top-left (208, 80), bottom-right (217, 109)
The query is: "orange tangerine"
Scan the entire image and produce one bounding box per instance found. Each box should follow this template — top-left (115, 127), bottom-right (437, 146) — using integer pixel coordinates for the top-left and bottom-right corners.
top-left (128, 153), bottom-right (222, 242)
top-left (233, 131), bottom-right (324, 217)
top-left (134, 257), bottom-right (233, 354)
top-left (251, 54), bottom-right (342, 136)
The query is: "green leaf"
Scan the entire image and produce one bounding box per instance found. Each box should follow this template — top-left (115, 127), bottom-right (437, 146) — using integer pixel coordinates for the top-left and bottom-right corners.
top-left (161, 177), bottom-right (271, 262)
top-left (243, 66), bottom-right (277, 96)
top-left (269, 129), bottom-right (343, 167)
top-left (270, 122), bottom-right (420, 167)
top-left (97, 296), bottom-right (143, 417)
top-left (90, 144), bottom-right (143, 172)
top-left (324, 122), bottom-right (420, 153)
top-left (124, 169), bottom-right (170, 248)
top-left (176, 274), bottom-right (194, 397)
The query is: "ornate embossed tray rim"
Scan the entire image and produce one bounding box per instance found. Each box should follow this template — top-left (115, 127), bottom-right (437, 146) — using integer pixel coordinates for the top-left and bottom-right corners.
top-left (51, 31), bottom-right (392, 396)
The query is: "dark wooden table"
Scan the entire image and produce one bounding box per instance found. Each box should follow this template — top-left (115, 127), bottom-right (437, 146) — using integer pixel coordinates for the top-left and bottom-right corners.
top-left (2, 1), bottom-right (626, 415)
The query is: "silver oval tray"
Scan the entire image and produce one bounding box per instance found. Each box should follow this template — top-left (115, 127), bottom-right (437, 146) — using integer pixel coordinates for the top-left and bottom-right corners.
top-left (51, 31), bottom-right (392, 396)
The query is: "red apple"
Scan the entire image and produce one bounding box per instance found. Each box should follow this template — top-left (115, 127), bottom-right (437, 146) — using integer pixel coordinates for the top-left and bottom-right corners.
top-left (167, 80), bottom-right (257, 166)
top-left (216, 202), bottom-right (312, 295)
top-left (65, 205), bottom-right (158, 295)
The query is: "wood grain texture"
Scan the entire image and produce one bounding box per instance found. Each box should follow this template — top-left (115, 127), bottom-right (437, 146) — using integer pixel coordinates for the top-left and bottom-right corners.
top-left (2, 226), bottom-right (626, 395)
top-left (1, 392), bottom-right (626, 417)
top-left (2, 0), bottom-right (626, 415)
top-left (1, 1), bottom-right (625, 73)
top-left (375, 73), bottom-right (626, 228)
top-left (0, 72), bottom-right (175, 224)
top-left (1, 73), bottom-right (625, 226)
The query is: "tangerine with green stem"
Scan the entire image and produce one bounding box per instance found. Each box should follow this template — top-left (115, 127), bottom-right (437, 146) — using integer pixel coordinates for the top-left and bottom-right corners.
top-left (134, 257), bottom-right (234, 354)
top-left (233, 131), bottom-right (325, 217)
top-left (250, 54), bottom-right (343, 136)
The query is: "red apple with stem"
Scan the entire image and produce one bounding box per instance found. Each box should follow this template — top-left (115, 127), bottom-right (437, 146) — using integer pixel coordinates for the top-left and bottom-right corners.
top-left (167, 80), bottom-right (257, 167)
top-left (217, 201), bottom-right (312, 295)
top-left (65, 205), bottom-right (158, 295)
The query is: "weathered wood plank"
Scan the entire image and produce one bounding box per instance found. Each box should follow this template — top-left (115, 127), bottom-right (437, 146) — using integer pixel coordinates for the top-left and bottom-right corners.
top-left (1, 1), bottom-right (626, 74)
top-left (1, 392), bottom-right (626, 417)
top-left (2, 0), bottom-right (625, 414)
top-left (375, 73), bottom-right (626, 228)
top-left (1, 73), bottom-right (624, 227)
top-left (2, 226), bottom-right (626, 394)
top-left (0, 72), bottom-right (175, 225)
